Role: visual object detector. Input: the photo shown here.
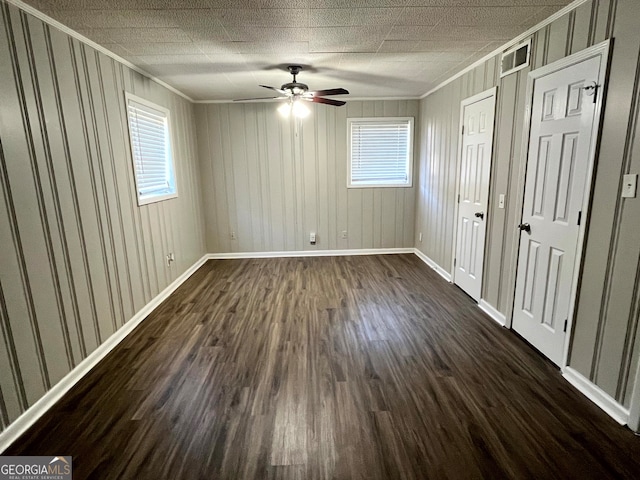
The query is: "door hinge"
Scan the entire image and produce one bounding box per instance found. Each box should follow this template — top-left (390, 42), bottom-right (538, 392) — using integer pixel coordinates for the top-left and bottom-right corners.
top-left (454, 258), bottom-right (457, 267)
top-left (577, 211), bottom-right (582, 226)
top-left (462, 125), bottom-right (465, 135)
top-left (563, 319), bottom-right (568, 332)
top-left (457, 194), bottom-right (460, 203)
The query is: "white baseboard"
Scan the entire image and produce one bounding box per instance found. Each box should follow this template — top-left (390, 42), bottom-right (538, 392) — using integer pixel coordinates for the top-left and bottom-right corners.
top-left (562, 366), bottom-right (629, 425)
top-left (0, 254), bottom-right (209, 454)
top-left (412, 249), bottom-right (452, 282)
top-left (207, 248), bottom-right (414, 259)
top-left (478, 299), bottom-right (507, 327)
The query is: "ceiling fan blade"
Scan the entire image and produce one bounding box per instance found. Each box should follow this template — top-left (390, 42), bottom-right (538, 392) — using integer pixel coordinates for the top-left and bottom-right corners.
top-left (306, 88), bottom-right (349, 97)
top-left (233, 96), bottom-right (288, 102)
top-left (304, 97), bottom-right (346, 107)
top-left (260, 85), bottom-right (287, 95)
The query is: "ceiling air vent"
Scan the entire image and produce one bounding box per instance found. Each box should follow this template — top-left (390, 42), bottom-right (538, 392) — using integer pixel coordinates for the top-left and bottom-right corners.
top-left (500, 39), bottom-right (531, 77)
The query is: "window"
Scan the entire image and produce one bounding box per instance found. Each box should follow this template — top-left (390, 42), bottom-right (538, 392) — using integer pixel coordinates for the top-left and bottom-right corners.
top-left (348, 117), bottom-right (413, 188)
top-left (125, 93), bottom-right (177, 205)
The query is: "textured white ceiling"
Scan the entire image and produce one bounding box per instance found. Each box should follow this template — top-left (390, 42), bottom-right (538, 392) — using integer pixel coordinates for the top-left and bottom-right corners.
top-left (28, 0), bottom-right (574, 101)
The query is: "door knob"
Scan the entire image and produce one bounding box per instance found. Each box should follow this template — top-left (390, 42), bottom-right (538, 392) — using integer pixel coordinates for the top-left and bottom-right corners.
top-left (518, 223), bottom-right (531, 233)
top-left (474, 211), bottom-right (484, 219)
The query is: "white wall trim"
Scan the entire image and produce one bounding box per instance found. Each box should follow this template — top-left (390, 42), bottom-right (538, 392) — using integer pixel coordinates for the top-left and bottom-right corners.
top-left (628, 351), bottom-right (640, 432)
top-left (562, 367), bottom-right (629, 426)
top-left (4, 0), bottom-right (194, 103)
top-left (194, 96), bottom-right (421, 104)
top-left (478, 299), bottom-right (507, 327)
top-left (412, 249), bottom-right (452, 283)
top-left (0, 254), bottom-right (209, 454)
top-left (420, 0), bottom-right (591, 99)
top-left (207, 248), bottom-right (414, 259)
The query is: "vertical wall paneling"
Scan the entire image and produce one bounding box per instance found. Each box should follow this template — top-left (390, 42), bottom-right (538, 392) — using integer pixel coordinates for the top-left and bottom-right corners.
top-left (258, 107), bottom-right (272, 251)
top-left (114, 65), bottom-right (147, 306)
top-left (73, 38), bottom-right (116, 344)
top-left (416, 0), bottom-right (640, 413)
top-left (618, 71), bottom-right (640, 405)
top-left (89, 49), bottom-right (130, 328)
top-left (499, 68), bottom-right (531, 317)
top-left (107, 57), bottom-right (144, 315)
top-left (625, 265), bottom-right (640, 405)
top-left (546, 11), bottom-right (571, 64)
top-left (592, 0), bottom-right (614, 45)
top-left (23, 16), bottom-right (80, 371)
top-left (484, 72), bottom-right (516, 310)
top-left (316, 105), bottom-right (329, 249)
top-left (586, 0), bottom-right (639, 399)
top-left (3, 5), bottom-right (56, 393)
top-left (43, 27), bottom-right (89, 361)
top-left (532, 27), bottom-right (549, 70)
top-left (569, 0), bottom-right (637, 402)
top-left (0, 0), bottom-right (205, 433)
top-left (0, 163), bottom-right (30, 422)
top-left (283, 113), bottom-right (297, 250)
top-left (571, 2), bottom-right (592, 54)
top-left (196, 101), bottom-right (418, 254)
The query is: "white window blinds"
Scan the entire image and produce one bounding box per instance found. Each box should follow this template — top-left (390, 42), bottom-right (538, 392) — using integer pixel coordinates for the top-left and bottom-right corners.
top-left (348, 118), bottom-right (413, 187)
top-left (125, 94), bottom-right (177, 205)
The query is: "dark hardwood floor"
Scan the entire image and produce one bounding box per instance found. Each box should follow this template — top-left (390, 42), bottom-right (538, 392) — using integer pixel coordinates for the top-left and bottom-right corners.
top-left (6, 254), bottom-right (640, 479)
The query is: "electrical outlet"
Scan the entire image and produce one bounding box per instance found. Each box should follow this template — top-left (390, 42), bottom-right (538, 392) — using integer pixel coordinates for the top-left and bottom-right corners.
top-left (340, 230), bottom-right (348, 239)
top-left (310, 232), bottom-right (316, 245)
top-left (419, 232), bottom-right (423, 243)
top-left (230, 231), bottom-right (237, 240)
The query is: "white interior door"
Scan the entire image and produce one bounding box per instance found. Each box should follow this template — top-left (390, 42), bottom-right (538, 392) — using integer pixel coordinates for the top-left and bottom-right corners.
top-left (454, 90), bottom-right (496, 301)
top-left (513, 53), bottom-right (605, 366)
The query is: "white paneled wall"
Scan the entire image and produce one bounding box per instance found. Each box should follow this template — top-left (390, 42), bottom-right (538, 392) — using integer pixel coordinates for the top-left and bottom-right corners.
top-left (0, 2), bottom-right (205, 430)
top-left (196, 100), bottom-right (418, 254)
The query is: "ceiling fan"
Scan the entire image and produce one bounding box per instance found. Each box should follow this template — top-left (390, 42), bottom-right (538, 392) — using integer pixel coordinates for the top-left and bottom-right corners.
top-left (234, 65), bottom-right (349, 108)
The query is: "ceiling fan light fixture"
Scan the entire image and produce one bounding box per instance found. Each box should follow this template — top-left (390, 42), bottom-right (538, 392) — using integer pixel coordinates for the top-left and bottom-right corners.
top-left (278, 99), bottom-right (310, 118)
top-left (278, 102), bottom-right (292, 117)
top-left (235, 65), bottom-right (348, 110)
top-left (292, 100), bottom-right (310, 118)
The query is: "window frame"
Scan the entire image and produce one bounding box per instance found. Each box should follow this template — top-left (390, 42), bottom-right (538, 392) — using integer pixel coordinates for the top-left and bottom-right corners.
top-left (347, 117), bottom-right (414, 189)
top-left (125, 92), bottom-right (178, 206)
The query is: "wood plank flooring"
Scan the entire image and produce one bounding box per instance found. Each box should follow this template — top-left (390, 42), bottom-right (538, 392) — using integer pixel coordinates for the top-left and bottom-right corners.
top-left (5, 254), bottom-right (640, 479)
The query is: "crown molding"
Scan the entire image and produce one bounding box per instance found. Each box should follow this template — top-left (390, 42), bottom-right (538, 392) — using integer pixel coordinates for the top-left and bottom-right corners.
top-left (3, 0), bottom-right (194, 102)
top-left (4, 0), bottom-right (590, 106)
top-left (420, 0), bottom-right (591, 100)
top-left (193, 96), bottom-right (421, 104)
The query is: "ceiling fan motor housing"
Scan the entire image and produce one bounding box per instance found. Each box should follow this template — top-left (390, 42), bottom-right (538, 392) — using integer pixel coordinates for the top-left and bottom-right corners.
top-left (281, 82), bottom-right (309, 95)
top-left (283, 65), bottom-right (307, 95)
